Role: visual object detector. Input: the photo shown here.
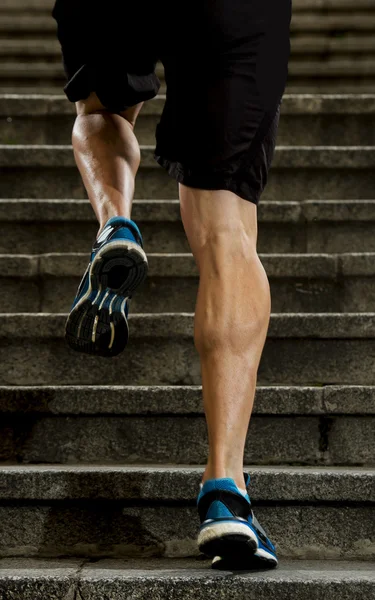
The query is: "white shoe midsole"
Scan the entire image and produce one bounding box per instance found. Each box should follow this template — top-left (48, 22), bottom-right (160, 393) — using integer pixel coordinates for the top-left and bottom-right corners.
top-left (198, 521), bottom-right (258, 548)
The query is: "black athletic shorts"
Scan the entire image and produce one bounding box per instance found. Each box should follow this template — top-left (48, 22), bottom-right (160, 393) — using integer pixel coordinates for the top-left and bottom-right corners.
top-left (52, 0), bottom-right (291, 204)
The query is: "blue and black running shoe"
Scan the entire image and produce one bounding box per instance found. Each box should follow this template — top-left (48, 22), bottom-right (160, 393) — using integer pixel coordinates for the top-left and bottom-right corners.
top-left (65, 216), bottom-right (148, 357)
top-left (197, 473), bottom-right (278, 569)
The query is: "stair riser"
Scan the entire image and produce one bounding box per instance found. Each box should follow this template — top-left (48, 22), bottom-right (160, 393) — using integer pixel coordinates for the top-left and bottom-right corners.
top-left (1, 414), bottom-right (373, 466)
top-left (0, 221), bottom-right (374, 255)
top-left (1, 166), bottom-right (374, 200)
top-left (0, 503), bottom-right (372, 560)
top-left (2, 275), bottom-right (375, 313)
top-left (2, 114), bottom-right (375, 146)
top-left (1, 337), bottom-right (375, 385)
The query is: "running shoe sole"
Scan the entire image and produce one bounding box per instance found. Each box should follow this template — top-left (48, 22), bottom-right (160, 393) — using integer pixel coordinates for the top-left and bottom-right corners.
top-left (198, 521), bottom-right (258, 560)
top-left (65, 240), bottom-right (148, 357)
top-left (212, 552), bottom-right (278, 570)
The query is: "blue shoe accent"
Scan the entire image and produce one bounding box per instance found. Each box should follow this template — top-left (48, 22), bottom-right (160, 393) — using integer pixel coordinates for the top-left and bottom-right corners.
top-left (197, 472), bottom-right (277, 569)
top-left (65, 216), bottom-right (148, 357)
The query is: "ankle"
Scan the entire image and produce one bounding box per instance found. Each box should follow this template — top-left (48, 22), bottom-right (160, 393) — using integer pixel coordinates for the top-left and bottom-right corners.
top-left (202, 464), bottom-right (246, 491)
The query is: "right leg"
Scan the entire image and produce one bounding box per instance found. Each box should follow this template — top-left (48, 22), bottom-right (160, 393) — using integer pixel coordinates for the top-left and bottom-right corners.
top-left (179, 186), bottom-right (271, 492)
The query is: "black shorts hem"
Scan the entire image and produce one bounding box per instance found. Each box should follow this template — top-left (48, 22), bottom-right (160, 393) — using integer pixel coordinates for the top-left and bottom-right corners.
top-left (64, 64), bottom-right (161, 112)
top-left (154, 154), bottom-right (261, 206)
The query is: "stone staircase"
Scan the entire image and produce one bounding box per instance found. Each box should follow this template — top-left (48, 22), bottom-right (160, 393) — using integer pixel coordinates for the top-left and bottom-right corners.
top-left (1, 0), bottom-right (375, 93)
top-left (0, 0), bottom-right (375, 595)
top-left (0, 91), bottom-right (374, 596)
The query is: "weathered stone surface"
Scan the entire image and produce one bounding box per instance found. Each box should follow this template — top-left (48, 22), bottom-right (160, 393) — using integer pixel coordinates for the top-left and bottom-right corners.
top-left (0, 414), bottom-right (320, 465)
top-left (78, 560), bottom-right (375, 600)
top-left (3, 251), bottom-right (375, 313)
top-left (1, 313), bottom-right (375, 340)
top-left (328, 417), bottom-right (375, 465)
top-left (1, 319), bottom-right (375, 384)
top-left (0, 558), bottom-right (82, 600)
top-left (323, 385), bottom-right (375, 413)
top-left (0, 502), bottom-right (374, 560)
top-left (0, 558), bottom-right (374, 600)
top-left (0, 465), bottom-right (373, 502)
top-left (0, 384), bottom-right (327, 415)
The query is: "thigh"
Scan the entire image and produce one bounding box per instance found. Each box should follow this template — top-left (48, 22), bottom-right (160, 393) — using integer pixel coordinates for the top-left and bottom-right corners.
top-left (155, 0), bottom-right (291, 204)
top-left (161, 0), bottom-right (291, 162)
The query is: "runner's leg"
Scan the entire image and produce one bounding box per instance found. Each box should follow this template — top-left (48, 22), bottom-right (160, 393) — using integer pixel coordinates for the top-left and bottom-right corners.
top-left (73, 92), bottom-right (143, 231)
top-left (180, 187), bottom-right (271, 491)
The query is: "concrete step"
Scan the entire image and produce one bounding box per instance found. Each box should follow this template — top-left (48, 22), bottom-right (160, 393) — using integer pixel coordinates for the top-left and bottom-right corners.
top-left (1, 559), bottom-right (375, 600)
top-left (2, 252), bottom-right (375, 314)
top-left (0, 559), bottom-right (374, 600)
top-left (0, 145), bottom-right (374, 200)
top-left (1, 199), bottom-right (375, 255)
top-left (0, 313), bottom-right (375, 385)
top-left (292, 34), bottom-right (375, 54)
top-left (290, 58), bottom-right (375, 77)
top-left (291, 13), bottom-right (375, 31)
top-left (0, 464), bottom-right (373, 559)
top-left (2, 94), bottom-right (375, 146)
top-left (1, 385), bottom-right (374, 466)
top-left (286, 80), bottom-right (375, 93)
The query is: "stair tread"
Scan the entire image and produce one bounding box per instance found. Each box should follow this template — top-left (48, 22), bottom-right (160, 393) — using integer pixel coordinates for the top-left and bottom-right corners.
top-left (1, 251), bottom-right (375, 279)
top-left (0, 144), bottom-right (374, 169)
top-left (0, 199), bottom-right (375, 223)
top-left (0, 463), bottom-right (373, 502)
top-left (0, 558), bottom-right (374, 600)
top-left (1, 384), bottom-right (374, 415)
top-left (0, 312), bottom-right (374, 339)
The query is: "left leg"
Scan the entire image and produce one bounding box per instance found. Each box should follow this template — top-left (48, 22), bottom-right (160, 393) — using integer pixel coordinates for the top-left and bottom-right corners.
top-left (53, 0), bottom-right (160, 356)
top-left (72, 92), bottom-right (143, 231)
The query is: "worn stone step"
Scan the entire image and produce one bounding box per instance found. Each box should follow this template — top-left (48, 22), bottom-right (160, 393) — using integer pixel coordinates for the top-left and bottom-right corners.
top-left (1, 559), bottom-right (374, 600)
top-left (0, 313), bottom-right (375, 385)
top-left (1, 145), bottom-right (374, 200)
top-left (0, 385), bottom-right (374, 466)
top-left (291, 13), bottom-right (375, 31)
top-left (2, 94), bottom-right (375, 146)
top-left (292, 34), bottom-right (375, 53)
top-left (286, 79), bottom-right (375, 93)
top-left (2, 252), bottom-right (375, 314)
top-left (1, 559), bottom-right (375, 600)
top-left (0, 199), bottom-right (375, 254)
top-left (0, 465), bottom-right (373, 559)
top-left (290, 58), bottom-right (375, 77)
